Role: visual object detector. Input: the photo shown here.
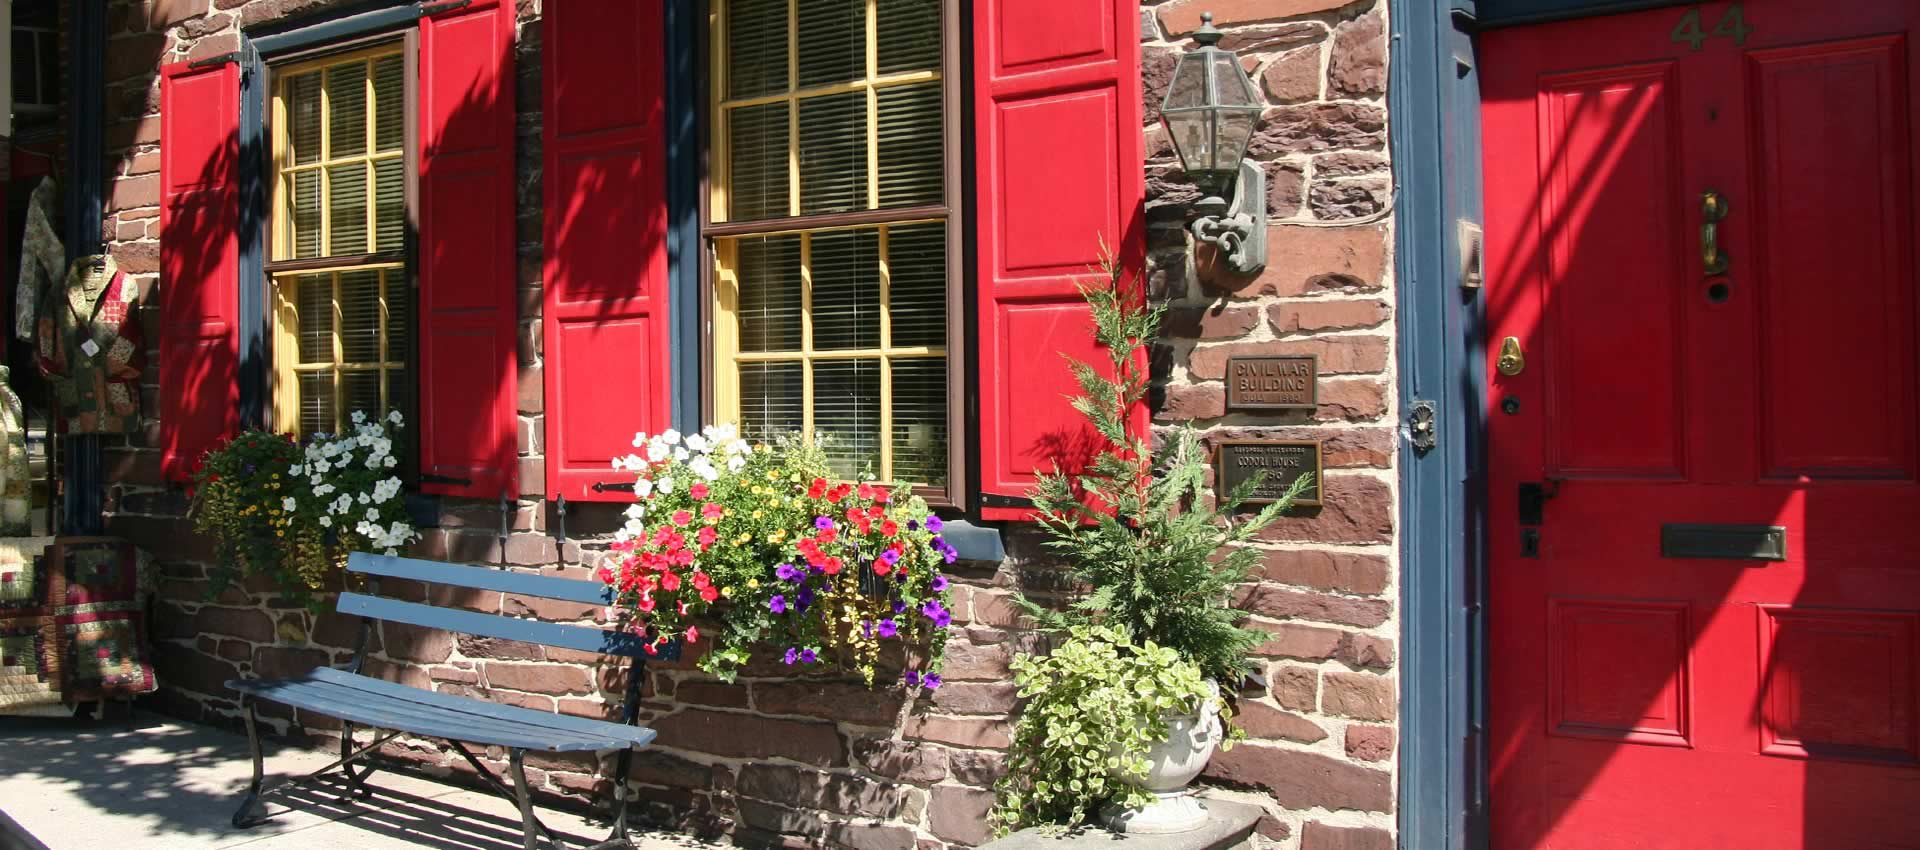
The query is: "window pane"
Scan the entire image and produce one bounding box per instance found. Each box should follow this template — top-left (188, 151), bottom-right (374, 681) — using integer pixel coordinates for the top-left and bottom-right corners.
top-left (727, 102), bottom-right (791, 221)
top-left (384, 269), bottom-right (409, 363)
top-left (291, 170), bottom-right (323, 259)
top-left (887, 222), bottom-right (944, 348)
top-left (327, 162), bottom-right (370, 255)
top-left (727, 0), bottom-right (788, 99)
top-left (339, 270), bottom-right (383, 363)
top-left (341, 370), bottom-right (383, 426)
top-left (797, 91), bottom-right (866, 216)
top-left (739, 361), bottom-right (804, 443)
top-left (287, 71), bottom-right (322, 165)
top-left (374, 54), bottom-right (406, 152)
top-left (374, 158), bottom-right (406, 253)
top-left (810, 229), bottom-right (879, 351)
top-left (736, 236), bottom-right (803, 353)
top-left (299, 372), bottom-right (336, 436)
top-left (296, 274), bottom-right (333, 364)
top-left (876, 82), bottom-right (942, 208)
top-left (813, 359), bottom-right (880, 480)
top-left (891, 357), bottom-right (947, 487)
top-left (796, 0), bottom-right (864, 88)
top-left (876, 0), bottom-right (940, 74)
top-left (327, 62), bottom-right (368, 158)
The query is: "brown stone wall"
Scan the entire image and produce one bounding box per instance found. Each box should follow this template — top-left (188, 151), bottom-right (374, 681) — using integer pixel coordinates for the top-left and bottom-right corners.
top-left (1144, 1), bottom-right (1398, 847)
top-left (100, 1), bottom-right (1401, 848)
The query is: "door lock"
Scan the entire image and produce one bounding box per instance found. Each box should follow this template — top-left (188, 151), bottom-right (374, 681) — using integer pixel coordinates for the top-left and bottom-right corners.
top-left (1497, 336), bottom-right (1526, 376)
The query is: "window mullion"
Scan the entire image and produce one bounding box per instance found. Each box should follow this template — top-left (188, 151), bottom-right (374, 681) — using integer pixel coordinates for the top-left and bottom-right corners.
top-left (786, 0), bottom-right (799, 219)
top-left (878, 225), bottom-right (893, 482)
top-left (331, 272), bottom-right (345, 434)
top-left (800, 232), bottom-right (814, 438)
top-left (865, 0), bottom-right (879, 212)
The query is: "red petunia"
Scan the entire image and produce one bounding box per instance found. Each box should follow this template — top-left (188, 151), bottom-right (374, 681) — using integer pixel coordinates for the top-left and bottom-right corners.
top-left (660, 571), bottom-right (682, 591)
top-left (828, 483), bottom-right (853, 503)
top-left (699, 586), bottom-right (718, 603)
top-left (644, 641), bottom-right (659, 656)
top-left (594, 566), bottom-right (613, 584)
top-left (808, 478), bottom-right (829, 499)
top-left (857, 483), bottom-right (877, 500)
top-left (697, 526), bottom-right (718, 548)
top-left (873, 560), bottom-right (893, 577)
top-left (702, 502), bottom-right (725, 520)
top-left (823, 556), bottom-right (844, 575)
top-left (692, 571), bottom-right (711, 589)
top-left (881, 520), bottom-right (898, 536)
top-left (637, 594), bottom-right (657, 613)
top-left (671, 510), bottom-right (693, 527)
top-left (685, 625), bottom-right (700, 644)
top-left (690, 483), bottom-right (709, 500)
top-left (819, 527), bottom-right (838, 544)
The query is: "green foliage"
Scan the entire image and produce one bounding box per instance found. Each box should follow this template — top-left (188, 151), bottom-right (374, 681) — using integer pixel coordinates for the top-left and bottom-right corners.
top-left (990, 625), bottom-right (1220, 833)
top-left (189, 412), bottom-right (418, 612)
top-left (1020, 252), bottom-right (1310, 686)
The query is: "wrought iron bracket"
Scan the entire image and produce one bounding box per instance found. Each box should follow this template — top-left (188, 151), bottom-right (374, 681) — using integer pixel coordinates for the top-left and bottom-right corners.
top-left (1189, 159), bottom-right (1268, 276)
top-left (1408, 399), bottom-right (1438, 453)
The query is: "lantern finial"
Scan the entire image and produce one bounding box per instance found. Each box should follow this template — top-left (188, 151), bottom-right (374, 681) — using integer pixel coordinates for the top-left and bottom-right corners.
top-left (1194, 12), bottom-right (1223, 46)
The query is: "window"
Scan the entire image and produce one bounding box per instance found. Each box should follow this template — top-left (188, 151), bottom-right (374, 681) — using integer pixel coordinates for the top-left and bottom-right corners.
top-left (710, 0), bottom-right (956, 496)
top-left (268, 44), bottom-right (411, 437)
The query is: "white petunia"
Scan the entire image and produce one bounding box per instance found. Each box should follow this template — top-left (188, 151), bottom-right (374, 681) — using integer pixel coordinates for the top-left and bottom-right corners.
top-left (366, 508), bottom-right (381, 522)
top-left (319, 516), bottom-right (332, 528)
top-left (660, 428), bottom-right (681, 445)
top-left (690, 458), bottom-right (718, 482)
top-left (384, 456), bottom-right (397, 468)
top-left (632, 432), bottom-right (649, 449)
top-left (685, 434), bottom-right (709, 453)
top-left (646, 441), bottom-right (670, 463)
top-left (656, 476), bottom-right (675, 495)
top-left (358, 492), bottom-right (371, 505)
top-left (282, 497), bottom-right (297, 511)
top-left (611, 456), bottom-right (628, 472)
top-left (388, 410), bottom-right (404, 425)
top-left (351, 410), bottom-right (367, 425)
top-left (634, 477), bottom-right (654, 498)
top-left (314, 459), bottom-right (331, 474)
top-left (727, 454), bottom-right (748, 472)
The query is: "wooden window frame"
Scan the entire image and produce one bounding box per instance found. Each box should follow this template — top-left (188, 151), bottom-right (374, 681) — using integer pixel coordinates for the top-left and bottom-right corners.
top-left (702, 0), bottom-right (966, 508)
top-left (263, 36), bottom-right (419, 439)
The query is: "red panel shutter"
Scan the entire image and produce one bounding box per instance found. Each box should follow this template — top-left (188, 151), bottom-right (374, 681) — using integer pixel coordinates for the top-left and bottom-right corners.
top-left (542, 0), bottom-right (670, 502)
top-left (418, 0), bottom-right (518, 498)
top-left (972, 0), bottom-right (1146, 519)
top-left (158, 60), bottom-right (242, 483)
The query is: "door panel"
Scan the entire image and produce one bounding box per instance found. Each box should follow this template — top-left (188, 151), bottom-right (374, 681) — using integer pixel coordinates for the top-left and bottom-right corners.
top-left (1481, 2), bottom-right (1920, 848)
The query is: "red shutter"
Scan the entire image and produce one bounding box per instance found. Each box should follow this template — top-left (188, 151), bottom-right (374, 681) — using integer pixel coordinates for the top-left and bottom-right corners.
top-left (158, 60), bottom-right (241, 483)
top-left (972, 0), bottom-right (1146, 519)
top-left (542, 0), bottom-right (670, 502)
top-left (418, 0), bottom-right (517, 498)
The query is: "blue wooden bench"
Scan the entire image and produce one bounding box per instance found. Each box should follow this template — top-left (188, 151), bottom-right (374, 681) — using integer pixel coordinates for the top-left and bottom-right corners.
top-left (227, 552), bottom-right (669, 850)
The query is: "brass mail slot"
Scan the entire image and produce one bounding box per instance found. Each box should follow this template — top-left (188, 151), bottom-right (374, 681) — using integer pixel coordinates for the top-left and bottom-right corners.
top-left (1660, 524), bottom-right (1787, 561)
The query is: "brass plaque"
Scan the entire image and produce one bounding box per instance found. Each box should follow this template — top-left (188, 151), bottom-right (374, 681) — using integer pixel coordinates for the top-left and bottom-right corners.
top-left (1226, 355), bottom-right (1318, 411)
top-left (1216, 440), bottom-right (1323, 507)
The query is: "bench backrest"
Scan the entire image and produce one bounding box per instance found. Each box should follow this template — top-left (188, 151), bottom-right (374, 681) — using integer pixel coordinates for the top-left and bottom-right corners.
top-left (340, 552), bottom-right (667, 660)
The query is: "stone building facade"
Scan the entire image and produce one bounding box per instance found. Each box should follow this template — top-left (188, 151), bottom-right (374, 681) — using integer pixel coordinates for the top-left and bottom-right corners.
top-left (97, 0), bottom-right (1401, 848)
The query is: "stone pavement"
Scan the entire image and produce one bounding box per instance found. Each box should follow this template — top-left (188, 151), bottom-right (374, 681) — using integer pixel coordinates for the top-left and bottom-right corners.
top-left (0, 713), bottom-right (714, 850)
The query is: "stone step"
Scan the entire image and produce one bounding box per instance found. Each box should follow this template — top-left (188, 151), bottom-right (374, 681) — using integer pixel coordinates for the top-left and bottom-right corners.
top-left (980, 799), bottom-right (1262, 850)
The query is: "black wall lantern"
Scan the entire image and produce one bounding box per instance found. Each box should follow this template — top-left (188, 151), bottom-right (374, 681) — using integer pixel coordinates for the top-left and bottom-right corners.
top-left (1161, 12), bottom-right (1266, 275)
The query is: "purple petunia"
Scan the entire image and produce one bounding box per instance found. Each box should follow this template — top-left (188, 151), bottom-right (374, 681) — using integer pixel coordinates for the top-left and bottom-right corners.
top-left (941, 544), bottom-right (958, 565)
top-left (769, 595), bottom-right (788, 614)
top-left (775, 563), bottom-right (802, 582)
top-left (783, 647), bottom-right (799, 665)
top-left (923, 674), bottom-right (942, 690)
top-left (796, 587), bottom-right (816, 610)
top-left (799, 648), bottom-right (819, 664)
top-left (931, 575), bottom-right (949, 592)
top-left (903, 670), bottom-right (921, 687)
top-left (878, 548), bottom-right (900, 566)
top-left (862, 620), bottom-right (874, 638)
top-left (891, 598), bottom-right (908, 614)
top-left (906, 519), bottom-right (920, 532)
top-left (877, 618), bottom-right (899, 639)
top-left (920, 599), bottom-right (951, 628)
top-left (925, 516), bottom-right (943, 533)
top-left (815, 516), bottom-right (835, 531)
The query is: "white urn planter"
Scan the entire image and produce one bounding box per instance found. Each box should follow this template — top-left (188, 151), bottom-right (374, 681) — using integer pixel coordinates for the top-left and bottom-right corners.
top-left (1100, 683), bottom-right (1225, 835)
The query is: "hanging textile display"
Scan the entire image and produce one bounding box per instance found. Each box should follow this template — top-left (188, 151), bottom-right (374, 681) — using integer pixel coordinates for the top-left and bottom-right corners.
top-left (0, 537), bottom-right (157, 715)
top-left (35, 255), bottom-right (145, 434)
top-left (14, 176), bottom-right (63, 342)
top-left (0, 367), bottom-right (31, 536)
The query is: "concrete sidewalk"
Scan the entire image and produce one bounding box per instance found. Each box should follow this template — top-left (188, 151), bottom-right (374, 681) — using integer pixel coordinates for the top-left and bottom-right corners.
top-left (0, 713), bottom-right (714, 850)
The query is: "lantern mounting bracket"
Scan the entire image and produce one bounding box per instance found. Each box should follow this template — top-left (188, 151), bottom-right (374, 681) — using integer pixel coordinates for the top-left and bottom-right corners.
top-left (1189, 159), bottom-right (1267, 276)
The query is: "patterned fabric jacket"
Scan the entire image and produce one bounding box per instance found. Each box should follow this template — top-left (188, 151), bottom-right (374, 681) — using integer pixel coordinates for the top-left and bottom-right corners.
top-left (14, 177), bottom-right (63, 342)
top-left (35, 256), bottom-right (145, 434)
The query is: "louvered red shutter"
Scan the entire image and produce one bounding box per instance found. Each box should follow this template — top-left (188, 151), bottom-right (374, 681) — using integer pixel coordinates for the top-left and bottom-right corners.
top-left (417, 0), bottom-right (517, 498)
top-left (972, 1), bottom-right (1146, 519)
top-left (159, 60), bottom-right (242, 483)
top-left (542, 0), bottom-right (669, 502)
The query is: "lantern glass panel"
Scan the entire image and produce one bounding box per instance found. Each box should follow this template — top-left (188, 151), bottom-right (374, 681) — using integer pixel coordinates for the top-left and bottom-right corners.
top-left (1210, 53), bottom-right (1258, 107)
top-left (1216, 108), bottom-right (1258, 168)
top-left (1163, 109), bottom-right (1214, 177)
top-left (1165, 52), bottom-right (1209, 110)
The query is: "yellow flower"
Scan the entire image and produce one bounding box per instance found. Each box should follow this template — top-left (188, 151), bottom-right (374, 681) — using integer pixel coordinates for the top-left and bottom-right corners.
top-left (748, 578), bottom-right (761, 589)
top-left (752, 509), bottom-right (764, 519)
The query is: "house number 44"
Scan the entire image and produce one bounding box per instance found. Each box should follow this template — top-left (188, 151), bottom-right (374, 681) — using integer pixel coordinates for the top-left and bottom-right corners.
top-left (1671, 4), bottom-right (1753, 50)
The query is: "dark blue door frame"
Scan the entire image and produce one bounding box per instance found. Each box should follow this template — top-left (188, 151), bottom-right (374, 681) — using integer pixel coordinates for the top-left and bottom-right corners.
top-left (1389, 2), bottom-right (1691, 848)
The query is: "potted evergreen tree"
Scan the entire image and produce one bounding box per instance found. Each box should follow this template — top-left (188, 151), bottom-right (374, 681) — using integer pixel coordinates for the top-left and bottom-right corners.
top-left (993, 254), bottom-right (1310, 835)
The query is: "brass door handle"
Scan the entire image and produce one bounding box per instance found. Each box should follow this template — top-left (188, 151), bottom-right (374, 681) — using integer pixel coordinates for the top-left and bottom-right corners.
top-left (1497, 336), bottom-right (1525, 376)
top-left (1701, 190), bottom-right (1729, 275)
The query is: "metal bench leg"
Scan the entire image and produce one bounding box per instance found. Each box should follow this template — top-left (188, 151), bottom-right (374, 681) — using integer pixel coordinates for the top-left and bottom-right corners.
top-left (339, 721), bottom-right (376, 797)
top-left (507, 749), bottom-right (542, 850)
top-left (232, 698), bottom-right (269, 829)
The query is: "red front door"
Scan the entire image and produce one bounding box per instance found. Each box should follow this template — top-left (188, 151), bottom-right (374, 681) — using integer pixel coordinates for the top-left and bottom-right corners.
top-left (1481, 2), bottom-right (1920, 847)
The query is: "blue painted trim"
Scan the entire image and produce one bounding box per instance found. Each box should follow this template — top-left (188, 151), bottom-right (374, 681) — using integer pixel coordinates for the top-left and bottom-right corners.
top-left (1390, 2), bottom-right (1484, 848)
top-left (63, 0), bottom-right (106, 535)
top-left (246, 1), bottom-right (421, 55)
top-left (1476, 0), bottom-right (1688, 28)
top-left (941, 520), bottom-right (1005, 563)
top-left (238, 44), bottom-right (268, 430)
top-left (665, 0), bottom-right (702, 434)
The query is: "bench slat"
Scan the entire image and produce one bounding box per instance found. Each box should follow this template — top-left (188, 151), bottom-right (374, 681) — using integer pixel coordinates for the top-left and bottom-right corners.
top-left (306, 667), bottom-right (655, 744)
top-left (230, 675), bottom-right (638, 751)
top-left (348, 553), bottom-right (614, 606)
top-left (339, 593), bottom-right (651, 658)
